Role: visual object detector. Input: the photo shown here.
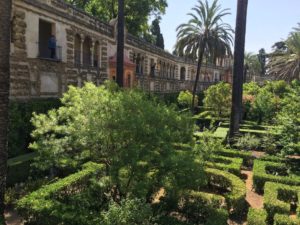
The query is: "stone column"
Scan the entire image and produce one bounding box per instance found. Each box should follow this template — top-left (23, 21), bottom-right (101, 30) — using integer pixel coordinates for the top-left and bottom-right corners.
top-left (80, 35), bottom-right (84, 65)
top-left (91, 39), bottom-right (95, 67)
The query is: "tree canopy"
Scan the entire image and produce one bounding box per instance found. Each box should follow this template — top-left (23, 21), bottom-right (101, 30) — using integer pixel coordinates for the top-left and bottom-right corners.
top-left (66, 0), bottom-right (168, 36)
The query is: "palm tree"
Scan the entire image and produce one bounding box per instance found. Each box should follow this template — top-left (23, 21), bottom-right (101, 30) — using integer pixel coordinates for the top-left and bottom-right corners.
top-left (0, 0), bottom-right (12, 221)
top-left (175, 0), bottom-right (233, 111)
top-left (268, 32), bottom-right (300, 81)
top-left (229, 0), bottom-right (248, 138)
top-left (116, 0), bottom-right (124, 87)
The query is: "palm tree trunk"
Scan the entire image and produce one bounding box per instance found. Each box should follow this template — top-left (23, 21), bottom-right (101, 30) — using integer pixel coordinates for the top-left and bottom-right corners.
top-left (116, 0), bottom-right (124, 87)
top-left (0, 0), bottom-right (12, 221)
top-left (229, 0), bottom-right (248, 139)
top-left (192, 39), bottom-right (206, 112)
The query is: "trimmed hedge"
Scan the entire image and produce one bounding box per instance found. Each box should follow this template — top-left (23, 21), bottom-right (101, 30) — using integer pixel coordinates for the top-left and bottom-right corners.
top-left (274, 214), bottom-right (300, 225)
top-left (17, 162), bottom-right (106, 224)
top-left (7, 152), bottom-right (37, 187)
top-left (253, 160), bottom-right (300, 193)
top-left (247, 208), bottom-right (267, 225)
top-left (264, 182), bottom-right (300, 222)
top-left (180, 190), bottom-right (228, 225)
top-left (206, 155), bottom-right (243, 177)
top-left (205, 168), bottom-right (246, 217)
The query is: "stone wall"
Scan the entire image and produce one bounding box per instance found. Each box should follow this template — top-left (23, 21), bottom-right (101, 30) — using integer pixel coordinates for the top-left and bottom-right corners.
top-left (10, 0), bottom-right (232, 99)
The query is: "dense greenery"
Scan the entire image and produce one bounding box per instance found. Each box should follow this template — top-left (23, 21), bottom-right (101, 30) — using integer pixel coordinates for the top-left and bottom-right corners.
top-left (203, 82), bottom-right (231, 118)
top-left (65, 0), bottom-right (167, 36)
top-left (177, 90), bottom-right (198, 109)
top-left (175, 0), bottom-right (233, 109)
top-left (8, 99), bottom-right (60, 158)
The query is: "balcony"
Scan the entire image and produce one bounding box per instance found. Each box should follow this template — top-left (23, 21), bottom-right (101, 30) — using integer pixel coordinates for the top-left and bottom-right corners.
top-left (37, 42), bottom-right (62, 62)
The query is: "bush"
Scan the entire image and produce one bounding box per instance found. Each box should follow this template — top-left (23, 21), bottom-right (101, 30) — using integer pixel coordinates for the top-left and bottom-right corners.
top-left (180, 190), bottom-right (227, 225)
top-left (203, 82), bottom-right (231, 118)
top-left (101, 198), bottom-right (153, 225)
top-left (205, 168), bottom-right (246, 218)
top-left (253, 160), bottom-right (300, 193)
top-left (264, 182), bottom-right (300, 223)
top-left (247, 208), bottom-right (267, 225)
top-left (8, 99), bottom-right (60, 158)
top-left (17, 162), bottom-right (107, 225)
top-left (234, 133), bottom-right (261, 151)
top-left (274, 214), bottom-right (300, 225)
top-left (177, 90), bottom-right (198, 108)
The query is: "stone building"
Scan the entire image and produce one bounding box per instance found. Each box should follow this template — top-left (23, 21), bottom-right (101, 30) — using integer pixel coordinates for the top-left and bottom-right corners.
top-left (10, 0), bottom-right (232, 99)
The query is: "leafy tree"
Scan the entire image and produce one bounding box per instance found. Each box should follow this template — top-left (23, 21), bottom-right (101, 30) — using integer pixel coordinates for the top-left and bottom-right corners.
top-left (150, 18), bottom-right (164, 49)
top-left (204, 82), bottom-right (231, 118)
top-left (243, 81), bottom-right (260, 96)
top-left (0, 0), bottom-right (11, 220)
top-left (268, 32), bottom-right (300, 81)
top-left (66, 0), bottom-right (168, 36)
top-left (273, 83), bottom-right (300, 155)
top-left (101, 198), bottom-right (153, 225)
top-left (30, 82), bottom-right (196, 198)
top-left (177, 90), bottom-right (198, 108)
top-left (250, 88), bottom-right (277, 124)
top-left (175, 0), bottom-right (233, 111)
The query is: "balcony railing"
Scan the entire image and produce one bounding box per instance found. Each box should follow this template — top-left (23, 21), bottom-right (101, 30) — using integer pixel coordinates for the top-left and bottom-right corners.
top-left (37, 42), bottom-right (62, 61)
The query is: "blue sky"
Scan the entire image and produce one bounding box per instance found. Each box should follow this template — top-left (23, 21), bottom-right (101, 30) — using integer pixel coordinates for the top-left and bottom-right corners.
top-left (159, 0), bottom-right (300, 54)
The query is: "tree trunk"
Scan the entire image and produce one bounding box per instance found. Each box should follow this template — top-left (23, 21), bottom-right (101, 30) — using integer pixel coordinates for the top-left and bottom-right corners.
top-left (116, 0), bottom-right (124, 87)
top-left (192, 39), bottom-right (206, 113)
top-left (0, 0), bottom-right (11, 221)
top-left (229, 0), bottom-right (248, 139)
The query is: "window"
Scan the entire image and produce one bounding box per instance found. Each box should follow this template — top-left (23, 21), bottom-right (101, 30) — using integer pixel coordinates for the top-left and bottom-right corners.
top-left (94, 41), bottom-right (100, 67)
top-left (180, 67), bottom-right (186, 80)
top-left (74, 34), bottom-right (81, 65)
top-left (83, 37), bottom-right (92, 66)
top-left (38, 19), bottom-right (61, 60)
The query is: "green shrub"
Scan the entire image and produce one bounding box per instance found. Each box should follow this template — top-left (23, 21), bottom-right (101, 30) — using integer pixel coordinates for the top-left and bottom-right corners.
top-left (180, 190), bottom-right (227, 225)
top-left (264, 182), bottom-right (300, 223)
top-left (17, 162), bottom-right (106, 225)
top-left (177, 90), bottom-right (198, 108)
top-left (206, 155), bottom-right (243, 177)
top-left (101, 198), bottom-right (153, 225)
top-left (7, 152), bottom-right (37, 187)
top-left (234, 133), bottom-right (261, 150)
top-left (214, 148), bottom-right (253, 167)
top-left (8, 99), bottom-right (60, 158)
top-left (274, 214), bottom-right (300, 225)
top-left (205, 168), bottom-right (246, 218)
top-left (247, 208), bottom-right (267, 225)
top-left (253, 160), bottom-right (300, 193)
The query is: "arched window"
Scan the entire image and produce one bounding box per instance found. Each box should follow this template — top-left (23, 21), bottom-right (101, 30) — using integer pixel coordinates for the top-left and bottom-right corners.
top-left (93, 41), bottom-right (100, 67)
top-left (180, 67), bottom-right (186, 80)
top-left (83, 36), bottom-right (92, 66)
top-left (74, 34), bottom-right (81, 65)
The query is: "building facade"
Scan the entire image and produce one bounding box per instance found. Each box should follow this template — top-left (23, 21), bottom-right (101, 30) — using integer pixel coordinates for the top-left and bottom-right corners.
top-left (10, 0), bottom-right (232, 99)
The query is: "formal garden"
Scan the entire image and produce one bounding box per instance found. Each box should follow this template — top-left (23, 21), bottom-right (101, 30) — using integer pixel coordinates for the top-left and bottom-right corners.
top-left (3, 78), bottom-right (299, 225)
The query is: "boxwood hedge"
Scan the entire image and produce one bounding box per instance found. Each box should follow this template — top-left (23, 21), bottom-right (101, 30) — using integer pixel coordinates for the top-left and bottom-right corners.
top-left (206, 155), bottom-right (243, 177)
top-left (17, 162), bottom-right (106, 225)
top-left (264, 182), bottom-right (300, 223)
top-left (247, 208), bottom-right (267, 225)
top-left (205, 168), bottom-right (246, 217)
top-left (274, 214), bottom-right (300, 225)
top-left (253, 160), bottom-right (300, 193)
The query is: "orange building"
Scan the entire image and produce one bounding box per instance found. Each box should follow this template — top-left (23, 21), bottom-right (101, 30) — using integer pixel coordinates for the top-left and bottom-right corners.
top-left (109, 53), bottom-right (136, 88)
